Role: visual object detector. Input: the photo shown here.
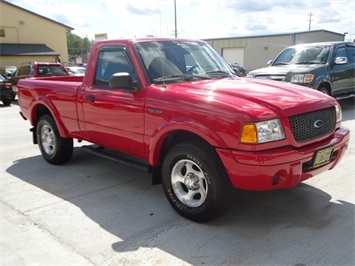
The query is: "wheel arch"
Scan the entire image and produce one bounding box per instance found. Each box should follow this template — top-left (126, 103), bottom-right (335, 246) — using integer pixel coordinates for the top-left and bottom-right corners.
top-left (29, 97), bottom-right (70, 139)
top-left (314, 76), bottom-right (332, 95)
top-left (148, 119), bottom-right (227, 167)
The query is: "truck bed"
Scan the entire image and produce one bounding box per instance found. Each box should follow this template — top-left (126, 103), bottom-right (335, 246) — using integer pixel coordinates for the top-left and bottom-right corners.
top-left (18, 75), bottom-right (84, 130)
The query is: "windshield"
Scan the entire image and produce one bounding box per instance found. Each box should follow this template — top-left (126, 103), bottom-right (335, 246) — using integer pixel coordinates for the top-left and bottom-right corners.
top-left (273, 45), bottom-right (330, 65)
top-left (134, 40), bottom-right (235, 83)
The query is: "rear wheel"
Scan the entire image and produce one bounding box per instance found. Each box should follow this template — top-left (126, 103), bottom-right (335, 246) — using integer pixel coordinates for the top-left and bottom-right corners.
top-left (1, 98), bottom-right (11, 106)
top-left (36, 115), bottom-right (73, 165)
top-left (162, 140), bottom-right (232, 222)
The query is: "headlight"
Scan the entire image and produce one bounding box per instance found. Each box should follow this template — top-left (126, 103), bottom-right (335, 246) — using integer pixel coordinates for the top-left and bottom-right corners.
top-left (241, 119), bottom-right (285, 144)
top-left (335, 104), bottom-right (342, 123)
top-left (290, 74), bottom-right (314, 83)
top-left (246, 73), bottom-right (254, 78)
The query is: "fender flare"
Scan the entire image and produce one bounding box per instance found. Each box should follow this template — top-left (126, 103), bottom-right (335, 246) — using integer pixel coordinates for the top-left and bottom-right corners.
top-left (29, 95), bottom-right (70, 138)
top-left (148, 117), bottom-right (227, 165)
top-left (314, 74), bottom-right (333, 92)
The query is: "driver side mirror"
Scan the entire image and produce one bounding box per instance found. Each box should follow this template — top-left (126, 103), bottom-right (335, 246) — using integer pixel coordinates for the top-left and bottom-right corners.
top-left (334, 57), bottom-right (348, 65)
top-left (109, 72), bottom-right (138, 91)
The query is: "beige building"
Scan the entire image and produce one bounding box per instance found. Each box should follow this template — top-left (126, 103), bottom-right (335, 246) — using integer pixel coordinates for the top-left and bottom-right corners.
top-left (205, 29), bottom-right (345, 71)
top-left (0, 0), bottom-right (73, 67)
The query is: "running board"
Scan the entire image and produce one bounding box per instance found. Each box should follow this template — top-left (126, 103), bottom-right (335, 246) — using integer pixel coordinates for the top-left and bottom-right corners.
top-left (335, 93), bottom-right (355, 100)
top-left (82, 145), bottom-right (152, 173)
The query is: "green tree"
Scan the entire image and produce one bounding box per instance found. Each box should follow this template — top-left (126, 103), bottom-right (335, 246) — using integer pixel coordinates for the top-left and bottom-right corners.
top-left (67, 32), bottom-right (94, 55)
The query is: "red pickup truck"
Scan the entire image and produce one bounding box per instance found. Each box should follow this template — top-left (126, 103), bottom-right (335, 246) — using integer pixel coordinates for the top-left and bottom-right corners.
top-left (18, 38), bottom-right (350, 222)
top-left (12, 61), bottom-right (69, 99)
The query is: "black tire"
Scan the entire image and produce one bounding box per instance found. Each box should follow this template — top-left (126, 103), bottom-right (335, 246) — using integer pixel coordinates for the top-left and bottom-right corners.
top-left (318, 86), bottom-right (330, 95)
top-left (1, 98), bottom-right (12, 106)
top-left (162, 140), bottom-right (232, 222)
top-left (36, 115), bottom-right (73, 165)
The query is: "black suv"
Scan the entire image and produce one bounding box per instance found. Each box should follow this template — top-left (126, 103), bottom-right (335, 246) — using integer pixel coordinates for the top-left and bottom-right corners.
top-left (247, 41), bottom-right (355, 99)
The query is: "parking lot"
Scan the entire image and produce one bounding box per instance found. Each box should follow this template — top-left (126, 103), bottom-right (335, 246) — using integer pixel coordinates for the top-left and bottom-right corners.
top-left (1, 98), bottom-right (354, 265)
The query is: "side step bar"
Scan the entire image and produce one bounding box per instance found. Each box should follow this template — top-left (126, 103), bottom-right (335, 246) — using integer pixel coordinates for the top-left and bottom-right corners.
top-left (335, 93), bottom-right (355, 100)
top-left (82, 145), bottom-right (152, 173)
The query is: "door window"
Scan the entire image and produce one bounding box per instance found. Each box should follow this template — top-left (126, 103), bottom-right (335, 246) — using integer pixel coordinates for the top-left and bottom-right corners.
top-left (334, 46), bottom-right (346, 60)
top-left (345, 46), bottom-right (355, 63)
top-left (94, 46), bottom-right (136, 87)
top-left (17, 65), bottom-right (30, 76)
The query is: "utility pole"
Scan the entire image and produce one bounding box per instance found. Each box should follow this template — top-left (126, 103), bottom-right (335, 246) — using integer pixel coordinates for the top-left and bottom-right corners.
top-left (308, 12), bottom-right (314, 31)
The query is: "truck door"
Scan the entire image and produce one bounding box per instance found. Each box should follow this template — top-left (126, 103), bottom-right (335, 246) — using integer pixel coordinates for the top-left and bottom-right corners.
top-left (80, 46), bottom-right (145, 154)
top-left (345, 44), bottom-right (355, 93)
top-left (330, 44), bottom-right (354, 95)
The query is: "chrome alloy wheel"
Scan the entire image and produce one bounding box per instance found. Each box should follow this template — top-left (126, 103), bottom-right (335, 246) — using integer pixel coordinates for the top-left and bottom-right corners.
top-left (40, 124), bottom-right (56, 156)
top-left (171, 159), bottom-right (208, 208)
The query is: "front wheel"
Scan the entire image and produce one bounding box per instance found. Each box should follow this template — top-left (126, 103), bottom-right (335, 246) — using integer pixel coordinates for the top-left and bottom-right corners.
top-left (162, 140), bottom-right (232, 222)
top-left (36, 115), bottom-right (73, 165)
top-left (318, 86), bottom-right (330, 95)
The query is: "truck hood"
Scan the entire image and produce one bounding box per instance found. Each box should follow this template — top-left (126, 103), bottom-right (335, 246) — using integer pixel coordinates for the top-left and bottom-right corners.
top-left (165, 77), bottom-right (336, 120)
top-left (249, 64), bottom-right (323, 76)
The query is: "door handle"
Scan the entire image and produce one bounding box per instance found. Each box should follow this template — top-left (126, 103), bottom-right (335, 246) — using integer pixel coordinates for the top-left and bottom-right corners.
top-left (87, 95), bottom-right (95, 102)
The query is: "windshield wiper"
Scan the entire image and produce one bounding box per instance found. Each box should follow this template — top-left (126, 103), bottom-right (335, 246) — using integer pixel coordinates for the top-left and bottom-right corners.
top-left (204, 70), bottom-right (233, 78)
top-left (205, 70), bottom-right (230, 75)
top-left (294, 61), bottom-right (318, 65)
top-left (153, 74), bottom-right (211, 83)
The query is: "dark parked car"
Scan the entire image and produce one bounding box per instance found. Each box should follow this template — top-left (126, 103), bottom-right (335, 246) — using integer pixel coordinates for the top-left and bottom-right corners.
top-left (0, 75), bottom-right (15, 106)
top-left (247, 41), bottom-right (355, 99)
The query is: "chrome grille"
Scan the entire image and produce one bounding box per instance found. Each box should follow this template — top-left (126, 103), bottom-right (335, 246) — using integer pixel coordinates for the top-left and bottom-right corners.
top-left (255, 75), bottom-right (285, 81)
top-left (289, 107), bottom-right (336, 143)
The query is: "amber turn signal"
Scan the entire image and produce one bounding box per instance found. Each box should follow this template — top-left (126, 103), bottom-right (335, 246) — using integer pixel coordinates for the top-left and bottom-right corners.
top-left (240, 124), bottom-right (257, 143)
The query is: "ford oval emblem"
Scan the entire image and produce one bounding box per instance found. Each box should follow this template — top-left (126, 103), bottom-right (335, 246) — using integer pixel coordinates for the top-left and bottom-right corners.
top-left (314, 120), bottom-right (324, 128)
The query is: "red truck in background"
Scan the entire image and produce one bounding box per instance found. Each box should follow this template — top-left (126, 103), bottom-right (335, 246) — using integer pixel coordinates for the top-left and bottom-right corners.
top-left (12, 61), bottom-right (69, 99)
top-left (17, 38), bottom-right (350, 222)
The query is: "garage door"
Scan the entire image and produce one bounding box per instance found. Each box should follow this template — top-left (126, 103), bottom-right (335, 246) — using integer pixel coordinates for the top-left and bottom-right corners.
top-left (222, 47), bottom-right (245, 65)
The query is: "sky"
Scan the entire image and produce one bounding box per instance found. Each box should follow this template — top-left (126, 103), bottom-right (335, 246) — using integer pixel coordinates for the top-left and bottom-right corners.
top-left (7, 0), bottom-right (355, 42)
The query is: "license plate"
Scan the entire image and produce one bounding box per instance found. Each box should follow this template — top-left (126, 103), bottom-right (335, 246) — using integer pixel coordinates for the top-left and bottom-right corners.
top-left (312, 146), bottom-right (334, 168)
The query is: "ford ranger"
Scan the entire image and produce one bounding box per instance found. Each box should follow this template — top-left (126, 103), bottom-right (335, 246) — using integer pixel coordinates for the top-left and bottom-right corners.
top-left (17, 38), bottom-right (350, 222)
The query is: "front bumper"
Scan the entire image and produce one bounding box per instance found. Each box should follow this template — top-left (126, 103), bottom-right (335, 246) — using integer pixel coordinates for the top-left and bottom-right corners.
top-left (217, 126), bottom-right (350, 191)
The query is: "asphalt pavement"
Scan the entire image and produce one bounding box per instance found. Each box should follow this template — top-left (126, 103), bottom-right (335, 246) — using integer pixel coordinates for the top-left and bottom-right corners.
top-left (1, 98), bottom-right (354, 265)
